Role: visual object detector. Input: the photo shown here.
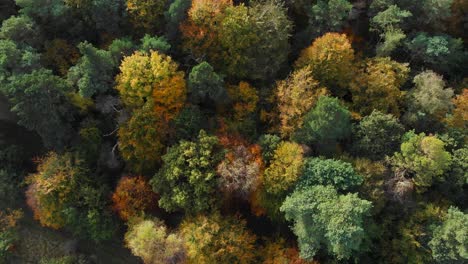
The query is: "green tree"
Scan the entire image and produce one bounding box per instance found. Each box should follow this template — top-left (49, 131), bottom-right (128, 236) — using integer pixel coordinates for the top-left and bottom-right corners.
top-left (406, 33), bottom-right (466, 77)
top-left (298, 158), bottom-right (363, 192)
top-left (258, 134), bottom-right (281, 164)
top-left (370, 5), bottom-right (412, 56)
top-left (150, 130), bottom-right (223, 214)
top-left (179, 213), bottom-right (256, 264)
top-left (67, 42), bottom-right (115, 98)
top-left (0, 39), bottom-right (40, 82)
top-left (429, 207), bottom-right (468, 263)
top-left (281, 185), bottom-right (372, 261)
top-left (0, 15), bottom-right (39, 47)
top-left (308, 0), bottom-right (352, 36)
top-left (354, 110), bottom-right (405, 159)
top-left (3, 69), bottom-right (76, 149)
top-left (391, 132), bottom-right (452, 192)
top-left (124, 218), bottom-right (186, 264)
top-left (188, 61), bottom-right (226, 104)
top-left (294, 96), bottom-right (351, 149)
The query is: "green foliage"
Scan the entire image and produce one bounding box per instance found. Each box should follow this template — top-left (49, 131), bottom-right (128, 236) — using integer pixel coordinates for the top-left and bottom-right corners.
top-left (140, 34), bottom-right (171, 53)
top-left (354, 110), bottom-right (405, 159)
top-left (258, 134), bottom-right (281, 164)
top-left (67, 41), bottom-right (115, 98)
top-left (294, 96), bottom-right (351, 147)
top-left (298, 158), bottom-right (363, 192)
top-left (0, 15), bottom-right (39, 47)
top-left (0, 39), bottom-right (40, 82)
top-left (164, 0), bottom-right (191, 39)
top-left (3, 69), bottom-right (76, 149)
top-left (391, 132), bottom-right (452, 192)
top-left (281, 185), bottom-right (372, 261)
top-left (151, 130), bottom-right (223, 214)
top-left (188, 61), bottom-right (226, 104)
top-left (406, 33), bottom-right (466, 76)
top-left (429, 207), bottom-right (468, 263)
top-left (171, 105), bottom-right (203, 141)
top-left (308, 0), bottom-right (352, 35)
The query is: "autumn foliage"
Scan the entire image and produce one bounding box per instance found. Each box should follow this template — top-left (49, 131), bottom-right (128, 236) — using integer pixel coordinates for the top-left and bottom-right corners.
top-left (112, 176), bottom-right (158, 221)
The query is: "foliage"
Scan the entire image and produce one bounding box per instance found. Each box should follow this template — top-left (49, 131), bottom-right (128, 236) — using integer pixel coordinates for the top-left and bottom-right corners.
top-left (406, 33), bottom-right (466, 76)
top-left (42, 39), bottom-right (79, 76)
top-left (429, 207), bottom-right (468, 263)
top-left (116, 50), bottom-right (186, 120)
top-left (118, 103), bottom-right (166, 173)
top-left (25, 152), bottom-right (114, 241)
top-left (261, 238), bottom-right (313, 264)
top-left (67, 41), bottom-right (115, 98)
top-left (0, 39), bottom-right (40, 82)
top-left (0, 15), bottom-right (39, 47)
top-left (188, 61), bottom-right (226, 104)
top-left (0, 209), bottom-right (22, 261)
top-left (298, 158), bottom-right (363, 192)
top-left (404, 71), bottom-right (454, 130)
top-left (281, 185), bottom-right (372, 261)
top-left (295, 33), bottom-right (355, 96)
top-left (125, 218), bottom-right (186, 264)
top-left (227, 81), bottom-right (259, 121)
top-left (276, 67), bottom-right (328, 138)
top-left (308, 0), bottom-right (352, 36)
top-left (258, 134), bottom-right (281, 164)
top-left (445, 88), bottom-right (467, 130)
top-left (350, 57), bottom-right (409, 117)
top-left (391, 132), bottom-right (452, 192)
top-left (353, 110), bottom-right (405, 159)
top-left (293, 96), bottom-right (351, 147)
top-left (112, 176), bottom-right (158, 221)
top-left (3, 69), bottom-right (76, 149)
top-left (140, 34), bottom-right (171, 53)
top-left (126, 0), bottom-right (169, 33)
top-left (179, 213), bottom-right (256, 264)
top-left (217, 144), bottom-right (262, 199)
top-left (151, 130), bottom-right (223, 214)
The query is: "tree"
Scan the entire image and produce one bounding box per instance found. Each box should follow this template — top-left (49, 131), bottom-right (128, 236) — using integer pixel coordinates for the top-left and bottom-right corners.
top-left (217, 144), bottom-right (262, 200)
top-left (258, 134), bottom-right (281, 164)
top-left (0, 39), bottom-right (40, 82)
top-left (276, 67), bottom-right (328, 138)
top-left (0, 15), bottom-right (39, 47)
top-left (353, 158), bottom-right (387, 213)
top-left (188, 61), bottom-right (226, 105)
top-left (406, 33), bottom-right (466, 77)
top-left (280, 185), bottom-right (372, 261)
top-left (297, 158), bottom-right (363, 192)
top-left (350, 57), bottom-right (409, 117)
top-left (429, 207), bottom-right (468, 263)
top-left (0, 209), bottom-right (22, 261)
top-left (3, 69), bottom-right (76, 149)
top-left (295, 33), bottom-right (355, 96)
top-left (164, 0), bottom-right (191, 40)
top-left (67, 41), bottom-right (115, 98)
top-left (353, 110), bottom-right (405, 159)
top-left (179, 213), bottom-right (256, 264)
top-left (308, 0), bottom-right (352, 36)
top-left (445, 89), bottom-right (467, 130)
top-left (139, 34), bottom-right (171, 53)
top-left (112, 176), bottom-right (158, 221)
top-left (118, 103), bottom-right (166, 173)
top-left (253, 141), bottom-right (303, 220)
top-left (25, 152), bottom-right (114, 241)
top-left (124, 218), bottom-right (186, 264)
top-left (370, 5), bottom-right (412, 56)
top-left (150, 130), bottom-right (223, 214)
top-left (293, 96), bottom-right (351, 148)
top-left (171, 105), bottom-right (203, 141)
top-left (126, 0), bottom-right (169, 34)
top-left (403, 71), bottom-right (454, 130)
top-left (261, 238), bottom-right (312, 264)
top-left (42, 38), bottom-right (79, 76)
top-left (116, 51), bottom-right (186, 120)
top-left (391, 132), bottom-right (452, 192)
top-left (227, 81), bottom-right (259, 121)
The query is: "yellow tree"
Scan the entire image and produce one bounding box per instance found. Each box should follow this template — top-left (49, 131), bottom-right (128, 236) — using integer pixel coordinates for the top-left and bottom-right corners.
top-left (276, 67), bottom-right (328, 138)
top-left (179, 213), bottom-right (257, 264)
top-left (350, 57), bottom-right (409, 117)
top-left (295, 33), bottom-right (355, 96)
top-left (445, 88), bottom-right (467, 130)
top-left (115, 50), bottom-right (186, 121)
top-left (227, 81), bottom-right (259, 121)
